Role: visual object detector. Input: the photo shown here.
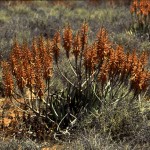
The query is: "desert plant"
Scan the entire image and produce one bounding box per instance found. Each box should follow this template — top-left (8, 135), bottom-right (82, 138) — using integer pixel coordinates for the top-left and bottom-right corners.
top-left (1, 23), bottom-right (149, 141)
top-left (130, 0), bottom-right (150, 36)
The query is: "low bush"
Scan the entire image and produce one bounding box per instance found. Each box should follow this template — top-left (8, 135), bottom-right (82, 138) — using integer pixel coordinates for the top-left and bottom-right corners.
top-left (0, 22), bottom-right (149, 144)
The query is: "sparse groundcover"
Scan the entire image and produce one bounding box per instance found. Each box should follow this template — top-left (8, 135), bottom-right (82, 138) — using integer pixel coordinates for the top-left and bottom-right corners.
top-left (0, 139), bottom-right (40, 150)
top-left (0, 0), bottom-right (150, 149)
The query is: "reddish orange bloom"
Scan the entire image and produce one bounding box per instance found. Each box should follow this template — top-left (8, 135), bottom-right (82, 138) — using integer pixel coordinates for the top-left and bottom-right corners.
top-left (130, 0), bottom-right (150, 22)
top-left (35, 75), bottom-right (45, 97)
top-left (131, 69), bottom-right (150, 92)
top-left (139, 51), bottom-right (148, 67)
top-left (130, 49), bottom-right (149, 93)
top-left (43, 54), bottom-right (53, 80)
top-left (32, 37), bottom-right (39, 57)
top-left (98, 61), bottom-right (109, 86)
top-left (96, 28), bottom-right (111, 62)
top-left (2, 24), bottom-right (150, 101)
top-left (63, 25), bottom-right (73, 58)
top-left (2, 61), bottom-right (14, 97)
top-left (52, 31), bottom-right (61, 63)
top-left (80, 22), bottom-right (88, 50)
top-left (11, 38), bottom-right (22, 58)
top-left (72, 31), bottom-right (81, 60)
top-left (84, 43), bottom-right (97, 74)
top-left (46, 38), bottom-right (53, 55)
top-left (22, 40), bottom-right (33, 63)
top-left (25, 64), bottom-right (35, 88)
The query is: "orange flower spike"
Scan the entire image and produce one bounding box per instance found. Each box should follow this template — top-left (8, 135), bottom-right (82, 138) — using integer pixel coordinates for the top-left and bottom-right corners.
top-left (35, 76), bottom-right (45, 97)
top-left (9, 53), bottom-right (18, 75)
top-left (27, 48), bottom-right (33, 63)
top-left (26, 64), bottom-right (35, 88)
top-left (32, 37), bottom-right (39, 57)
top-left (20, 65), bottom-right (27, 80)
top-left (131, 69), bottom-right (149, 92)
top-left (43, 68), bottom-right (53, 80)
top-left (139, 0), bottom-right (149, 16)
top-left (12, 38), bottom-right (22, 59)
top-left (80, 22), bottom-right (88, 50)
top-left (46, 38), bottom-right (53, 56)
top-left (22, 40), bottom-right (33, 63)
top-left (43, 53), bottom-right (53, 80)
top-left (2, 62), bottom-right (14, 97)
top-left (133, 0), bottom-right (139, 9)
top-left (130, 5), bottom-right (135, 14)
top-left (52, 44), bottom-right (60, 64)
top-left (130, 57), bottom-right (149, 92)
top-left (131, 49), bottom-right (138, 67)
top-left (52, 31), bottom-right (61, 64)
top-left (139, 51), bottom-right (148, 67)
top-left (98, 61), bottom-right (109, 86)
top-left (139, 0), bottom-right (143, 7)
top-left (148, 2), bottom-right (150, 14)
top-left (14, 64), bottom-right (27, 92)
top-left (139, 71), bottom-right (150, 91)
top-left (130, 0), bottom-right (139, 15)
top-left (116, 46), bottom-right (125, 61)
top-left (43, 67), bottom-right (53, 80)
top-left (96, 28), bottom-right (111, 61)
top-left (109, 49), bottom-right (117, 74)
top-left (84, 44), bottom-right (97, 73)
top-left (34, 56), bottom-right (42, 75)
top-left (53, 31), bottom-right (61, 45)
top-left (91, 42), bottom-right (98, 66)
top-left (63, 25), bottom-right (73, 58)
top-left (72, 31), bottom-right (81, 60)
top-left (115, 46), bottom-right (126, 71)
top-left (96, 28), bottom-right (104, 59)
top-left (46, 40), bottom-right (53, 74)
top-left (38, 35), bottom-right (47, 58)
top-left (125, 53), bottom-right (133, 73)
top-left (4, 72), bottom-right (14, 97)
